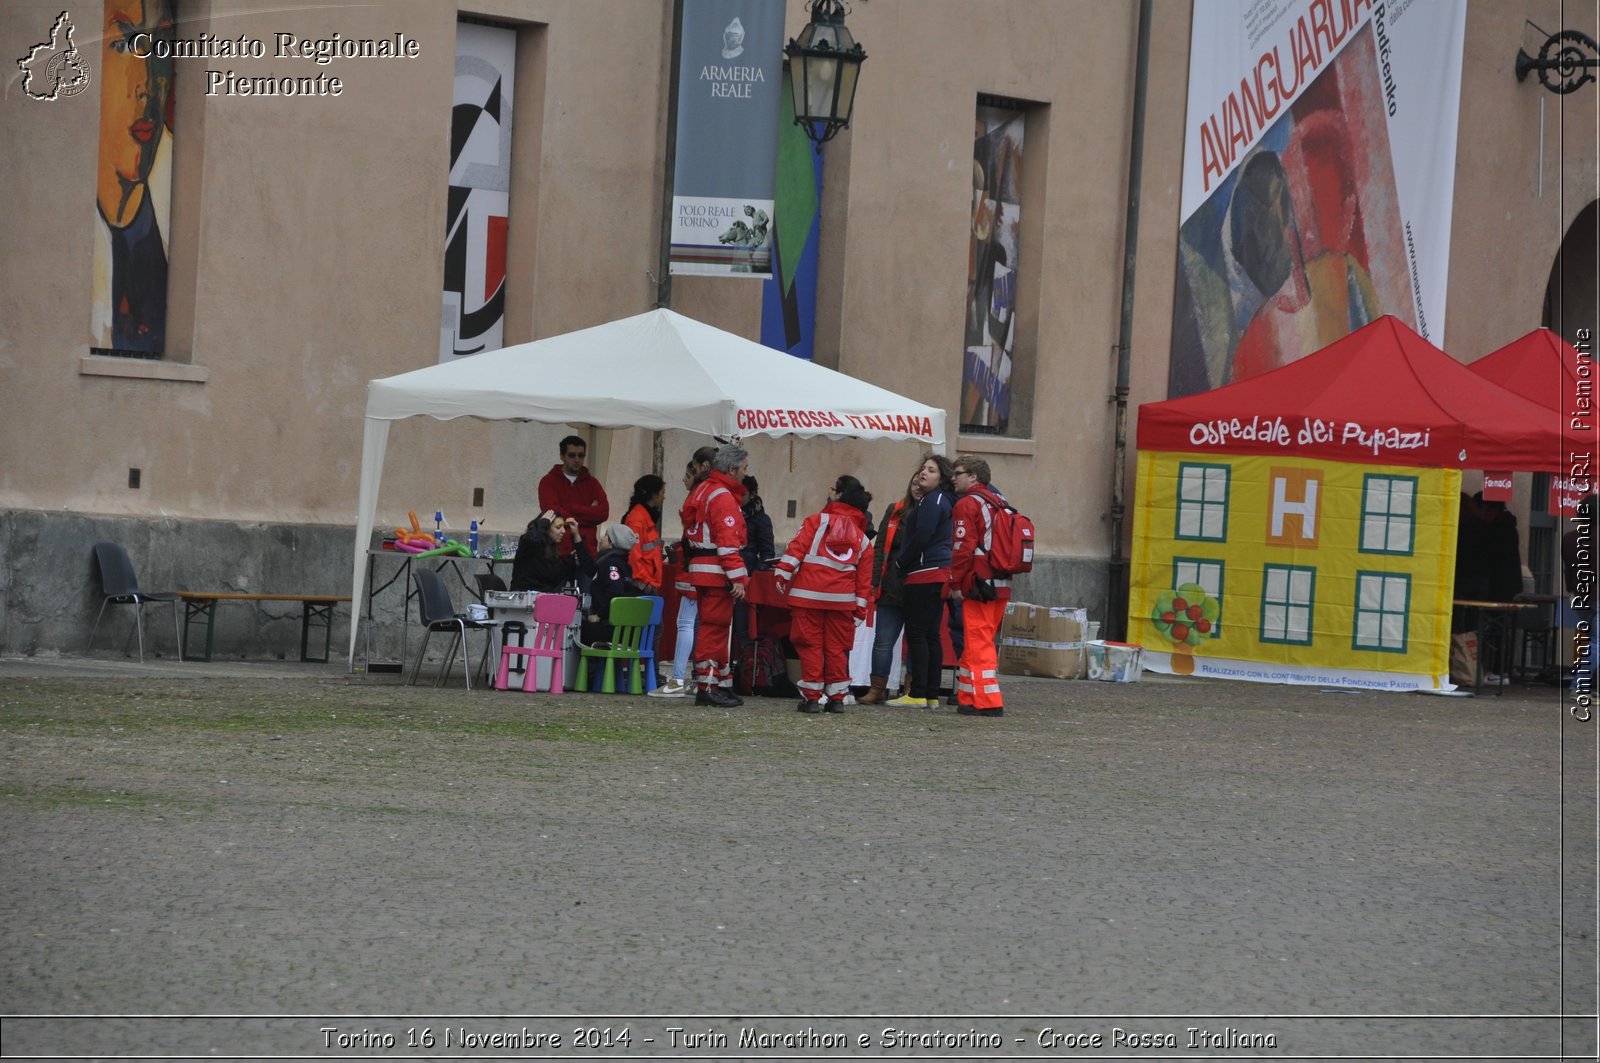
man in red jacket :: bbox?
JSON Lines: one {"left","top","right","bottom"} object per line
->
{"left": 950, "top": 456, "right": 1011, "bottom": 717}
{"left": 538, "top": 434, "right": 610, "bottom": 557}
{"left": 680, "top": 443, "right": 750, "bottom": 708}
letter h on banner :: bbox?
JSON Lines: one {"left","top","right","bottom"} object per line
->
{"left": 1267, "top": 468, "right": 1320, "bottom": 548}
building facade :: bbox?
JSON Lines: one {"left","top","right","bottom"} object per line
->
{"left": 1, "top": 0, "right": 1594, "bottom": 660}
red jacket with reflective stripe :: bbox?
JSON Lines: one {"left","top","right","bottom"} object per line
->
{"left": 679, "top": 471, "right": 749, "bottom": 589}
{"left": 624, "top": 503, "right": 663, "bottom": 591}
{"left": 774, "top": 502, "right": 874, "bottom": 617}
{"left": 951, "top": 484, "right": 1013, "bottom": 602}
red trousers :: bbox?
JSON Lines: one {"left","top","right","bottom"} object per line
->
{"left": 956, "top": 597, "right": 1005, "bottom": 709}
{"left": 789, "top": 606, "right": 854, "bottom": 703}
{"left": 692, "top": 585, "right": 735, "bottom": 690}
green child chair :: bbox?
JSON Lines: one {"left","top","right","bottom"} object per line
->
{"left": 575, "top": 596, "right": 654, "bottom": 694}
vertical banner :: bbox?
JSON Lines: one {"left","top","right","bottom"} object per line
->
{"left": 441, "top": 21, "right": 515, "bottom": 362}
{"left": 1168, "top": 0, "right": 1466, "bottom": 398}
{"left": 760, "top": 64, "right": 823, "bottom": 358}
{"left": 669, "top": 0, "right": 785, "bottom": 276}
{"left": 961, "top": 103, "right": 1025, "bottom": 432}
{"left": 92, "top": 0, "right": 176, "bottom": 354}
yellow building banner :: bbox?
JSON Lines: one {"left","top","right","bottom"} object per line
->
{"left": 1130, "top": 450, "right": 1461, "bottom": 690}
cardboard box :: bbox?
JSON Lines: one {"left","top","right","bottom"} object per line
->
{"left": 999, "top": 602, "right": 1088, "bottom": 679}
{"left": 1086, "top": 640, "right": 1145, "bottom": 682}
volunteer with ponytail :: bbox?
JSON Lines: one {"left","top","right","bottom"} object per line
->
{"left": 775, "top": 475, "right": 875, "bottom": 713}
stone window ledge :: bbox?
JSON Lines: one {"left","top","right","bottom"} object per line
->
{"left": 79, "top": 356, "right": 209, "bottom": 383}
{"left": 955, "top": 433, "right": 1036, "bottom": 457}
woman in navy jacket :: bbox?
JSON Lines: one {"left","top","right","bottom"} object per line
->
{"left": 889, "top": 454, "right": 955, "bottom": 706}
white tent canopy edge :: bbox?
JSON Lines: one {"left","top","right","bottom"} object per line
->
{"left": 348, "top": 308, "right": 948, "bottom": 666}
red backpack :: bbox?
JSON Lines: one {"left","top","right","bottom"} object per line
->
{"left": 981, "top": 496, "right": 1035, "bottom": 576}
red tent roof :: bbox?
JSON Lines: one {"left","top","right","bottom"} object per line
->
{"left": 1137, "top": 316, "right": 1568, "bottom": 471}
{"left": 1468, "top": 328, "right": 1597, "bottom": 452}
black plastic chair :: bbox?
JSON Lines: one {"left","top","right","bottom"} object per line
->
{"left": 408, "top": 568, "right": 497, "bottom": 690}
{"left": 474, "top": 570, "right": 529, "bottom": 677}
{"left": 88, "top": 542, "right": 182, "bottom": 663}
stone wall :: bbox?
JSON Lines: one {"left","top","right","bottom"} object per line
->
{"left": 3, "top": 508, "right": 1112, "bottom": 666}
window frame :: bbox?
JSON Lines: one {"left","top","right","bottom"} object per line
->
{"left": 1259, "top": 563, "right": 1316, "bottom": 646}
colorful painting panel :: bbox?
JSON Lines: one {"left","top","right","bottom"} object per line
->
{"left": 1169, "top": 0, "right": 1466, "bottom": 397}
{"left": 92, "top": 0, "right": 175, "bottom": 355}
{"left": 960, "top": 103, "right": 1024, "bottom": 433}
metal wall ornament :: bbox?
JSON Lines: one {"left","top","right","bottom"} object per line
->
{"left": 1516, "top": 27, "right": 1599, "bottom": 95}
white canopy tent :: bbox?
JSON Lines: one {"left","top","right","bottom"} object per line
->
{"left": 349, "top": 307, "right": 947, "bottom": 664}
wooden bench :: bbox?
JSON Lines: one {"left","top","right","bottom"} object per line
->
{"left": 177, "top": 593, "right": 351, "bottom": 663}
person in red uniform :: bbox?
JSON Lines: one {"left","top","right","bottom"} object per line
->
{"left": 680, "top": 443, "right": 750, "bottom": 707}
{"left": 623, "top": 474, "right": 665, "bottom": 596}
{"left": 950, "top": 456, "right": 1011, "bottom": 717}
{"left": 775, "top": 475, "right": 874, "bottom": 714}
{"left": 537, "top": 435, "right": 610, "bottom": 558}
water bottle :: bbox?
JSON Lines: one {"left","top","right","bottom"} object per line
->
{"left": 469, "top": 520, "right": 479, "bottom": 557}
{"left": 434, "top": 511, "right": 443, "bottom": 540}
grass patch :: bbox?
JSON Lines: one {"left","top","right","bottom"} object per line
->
{"left": 0, "top": 678, "right": 733, "bottom": 748}
{"left": 1, "top": 783, "right": 213, "bottom": 813}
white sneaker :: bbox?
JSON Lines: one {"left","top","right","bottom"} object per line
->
{"left": 649, "top": 677, "right": 689, "bottom": 698}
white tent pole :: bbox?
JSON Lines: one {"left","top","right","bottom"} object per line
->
{"left": 347, "top": 416, "right": 392, "bottom": 668}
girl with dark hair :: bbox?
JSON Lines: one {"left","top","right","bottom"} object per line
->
{"left": 741, "top": 475, "right": 776, "bottom": 572}
{"left": 889, "top": 454, "right": 955, "bottom": 707}
{"left": 860, "top": 469, "right": 922, "bottom": 704}
{"left": 509, "top": 510, "right": 591, "bottom": 593}
{"left": 625, "top": 474, "right": 666, "bottom": 596}
{"left": 774, "top": 474, "right": 875, "bottom": 712}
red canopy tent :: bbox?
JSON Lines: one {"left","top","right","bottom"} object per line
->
{"left": 1466, "top": 327, "right": 1597, "bottom": 515}
{"left": 1467, "top": 327, "right": 1597, "bottom": 461}
{"left": 1467, "top": 327, "right": 1591, "bottom": 410}
{"left": 1138, "top": 316, "right": 1569, "bottom": 473}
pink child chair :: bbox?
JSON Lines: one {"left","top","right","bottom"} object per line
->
{"left": 495, "top": 592, "right": 579, "bottom": 693}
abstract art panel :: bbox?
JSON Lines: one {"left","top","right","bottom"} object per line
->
{"left": 442, "top": 21, "right": 514, "bottom": 361}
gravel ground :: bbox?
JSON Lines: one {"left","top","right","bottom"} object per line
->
{"left": 0, "top": 654, "right": 1594, "bottom": 1060}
